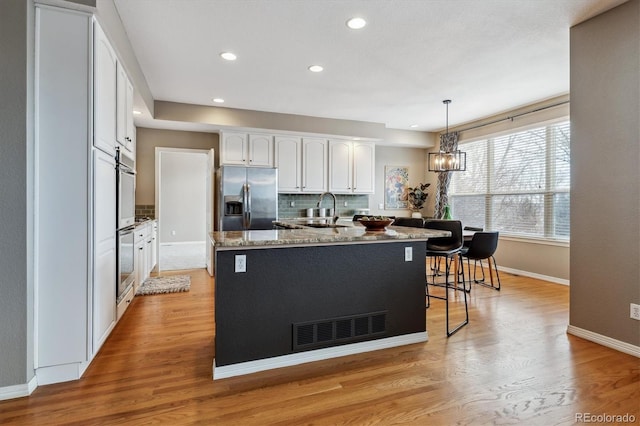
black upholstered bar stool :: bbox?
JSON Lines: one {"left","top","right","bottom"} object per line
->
{"left": 424, "top": 220, "right": 469, "bottom": 336}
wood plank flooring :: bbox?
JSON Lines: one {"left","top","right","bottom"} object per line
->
{"left": 1, "top": 267, "right": 638, "bottom": 425}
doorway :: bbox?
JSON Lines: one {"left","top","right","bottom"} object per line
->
{"left": 155, "top": 148, "right": 214, "bottom": 271}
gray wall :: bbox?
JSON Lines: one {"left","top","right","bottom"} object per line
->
{"left": 0, "top": 0, "right": 32, "bottom": 387}
{"left": 135, "top": 127, "right": 219, "bottom": 205}
{"left": 570, "top": 0, "right": 639, "bottom": 345}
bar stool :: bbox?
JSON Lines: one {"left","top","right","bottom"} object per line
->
{"left": 424, "top": 220, "right": 469, "bottom": 336}
{"left": 459, "top": 231, "right": 501, "bottom": 291}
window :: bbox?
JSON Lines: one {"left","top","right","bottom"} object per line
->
{"left": 450, "top": 121, "right": 570, "bottom": 240}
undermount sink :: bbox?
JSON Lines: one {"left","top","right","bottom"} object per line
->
{"left": 303, "top": 223, "right": 348, "bottom": 228}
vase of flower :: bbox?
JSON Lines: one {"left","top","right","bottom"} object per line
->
{"left": 404, "top": 183, "right": 430, "bottom": 217}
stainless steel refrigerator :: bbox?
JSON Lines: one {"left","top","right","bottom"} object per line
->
{"left": 216, "top": 166, "right": 278, "bottom": 231}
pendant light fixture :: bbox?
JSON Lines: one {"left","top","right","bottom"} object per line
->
{"left": 428, "top": 99, "right": 467, "bottom": 172}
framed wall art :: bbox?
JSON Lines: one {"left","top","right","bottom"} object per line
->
{"left": 384, "top": 166, "right": 409, "bottom": 209}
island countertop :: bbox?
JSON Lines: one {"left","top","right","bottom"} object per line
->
{"left": 210, "top": 219, "right": 449, "bottom": 249}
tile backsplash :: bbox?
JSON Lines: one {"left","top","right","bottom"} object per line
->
{"left": 278, "top": 194, "right": 369, "bottom": 218}
{"left": 139, "top": 195, "right": 368, "bottom": 222}
{"left": 135, "top": 204, "right": 155, "bottom": 219}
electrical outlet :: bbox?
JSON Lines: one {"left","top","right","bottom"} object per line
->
{"left": 290, "top": 201, "right": 295, "bottom": 207}
{"left": 171, "top": 230, "right": 176, "bottom": 236}
{"left": 235, "top": 255, "right": 246, "bottom": 273}
{"left": 631, "top": 303, "right": 640, "bottom": 320}
{"left": 404, "top": 246, "right": 413, "bottom": 262}
{"left": 378, "top": 203, "right": 384, "bottom": 209}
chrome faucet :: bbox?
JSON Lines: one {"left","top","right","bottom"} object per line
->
{"left": 317, "top": 192, "right": 339, "bottom": 224}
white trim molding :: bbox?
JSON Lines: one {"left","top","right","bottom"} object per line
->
{"left": 567, "top": 325, "right": 640, "bottom": 358}
{"left": 0, "top": 376, "right": 38, "bottom": 401}
{"left": 213, "top": 332, "right": 428, "bottom": 380}
{"left": 499, "top": 265, "right": 570, "bottom": 286}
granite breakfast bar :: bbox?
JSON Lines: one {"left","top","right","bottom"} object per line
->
{"left": 210, "top": 220, "right": 448, "bottom": 379}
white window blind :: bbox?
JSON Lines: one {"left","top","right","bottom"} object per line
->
{"left": 450, "top": 121, "right": 570, "bottom": 240}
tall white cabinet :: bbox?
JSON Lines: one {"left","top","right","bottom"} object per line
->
{"left": 34, "top": 5, "right": 130, "bottom": 385}
{"left": 34, "top": 5, "right": 92, "bottom": 376}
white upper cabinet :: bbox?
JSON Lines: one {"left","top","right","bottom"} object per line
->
{"left": 93, "top": 21, "right": 117, "bottom": 156}
{"left": 275, "top": 136, "right": 302, "bottom": 192}
{"left": 302, "top": 138, "right": 328, "bottom": 193}
{"left": 248, "top": 134, "right": 273, "bottom": 166}
{"left": 220, "top": 132, "right": 273, "bottom": 166}
{"left": 328, "top": 140, "right": 353, "bottom": 193}
{"left": 329, "top": 140, "right": 375, "bottom": 194}
{"left": 116, "top": 61, "right": 135, "bottom": 159}
{"left": 352, "top": 141, "right": 376, "bottom": 193}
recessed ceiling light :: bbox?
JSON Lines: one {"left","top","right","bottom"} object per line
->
{"left": 213, "top": 98, "right": 225, "bottom": 103}
{"left": 308, "top": 65, "right": 324, "bottom": 73}
{"left": 220, "top": 52, "right": 237, "bottom": 61}
{"left": 410, "top": 124, "right": 418, "bottom": 128}
{"left": 133, "top": 110, "right": 142, "bottom": 115}
{"left": 346, "top": 17, "right": 366, "bottom": 30}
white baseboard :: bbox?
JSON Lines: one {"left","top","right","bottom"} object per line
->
{"left": 160, "top": 241, "right": 205, "bottom": 246}
{"left": 0, "top": 376, "right": 37, "bottom": 401}
{"left": 35, "top": 362, "right": 84, "bottom": 386}
{"left": 213, "top": 332, "right": 429, "bottom": 380}
{"left": 496, "top": 264, "right": 570, "bottom": 286}
{"left": 567, "top": 325, "right": 640, "bottom": 357}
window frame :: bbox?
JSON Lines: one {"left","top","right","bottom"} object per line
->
{"left": 449, "top": 118, "right": 570, "bottom": 243}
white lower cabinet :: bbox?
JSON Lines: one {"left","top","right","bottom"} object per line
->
{"left": 134, "top": 220, "right": 156, "bottom": 290}
{"left": 150, "top": 221, "right": 158, "bottom": 273}
{"left": 116, "top": 285, "right": 134, "bottom": 322}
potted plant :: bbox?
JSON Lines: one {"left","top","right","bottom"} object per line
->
{"left": 405, "top": 183, "right": 430, "bottom": 218}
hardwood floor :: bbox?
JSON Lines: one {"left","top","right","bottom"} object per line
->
{"left": 1, "top": 267, "right": 638, "bottom": 425}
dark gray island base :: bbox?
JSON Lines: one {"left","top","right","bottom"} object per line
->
{"left": 210, "top": 222, "right": 448, "bottom": 379}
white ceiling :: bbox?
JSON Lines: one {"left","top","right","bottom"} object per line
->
{"left": 113, "top": 0, "right": 626, "bottom": 133}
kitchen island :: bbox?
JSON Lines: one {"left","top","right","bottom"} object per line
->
{"left": 210, "top": 219, "right": 448, "bottom": 379}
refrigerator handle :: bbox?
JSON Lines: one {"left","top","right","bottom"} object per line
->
{"left": 242, "top": 183, "right": 251, "bottom": 229}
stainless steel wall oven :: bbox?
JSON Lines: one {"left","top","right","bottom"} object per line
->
{"left": 116, "top": 148, "right": 136, "bottom": 301}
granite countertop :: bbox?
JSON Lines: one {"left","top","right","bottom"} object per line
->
{"left": 210, "top": 219, "right": 449, "bottom": 248}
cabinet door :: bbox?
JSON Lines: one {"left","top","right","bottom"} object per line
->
{"left": 94, "top": 22, "right": 117, "bottom": 156}
{"left": 220, "top": 132, "right": 248, "bottom": 165}
{"left": 353, "top": 142, "right": 376, "bottom": 194}
{"left": 302, "top": 138, "right": 328, "bottom": 193}
{"left": 116, "top": 62, "right": 135, "bottom": 158}
{"left": 275, "top": 136, "right": 302, "bottom": 192}
{"left": 125, "top": 77, "right": 135, "bottom": 157}
{"left": 150, "top": 222, "right": 157, "bottom": 271}
{"left": 248, "top": 134, "right": 273, "bottom": 167}
{"left": 328, "top": 140, "right": 353, "bottom": 193}
{"left": 116, "top": 62, "right": 127, "bottom": 147}
{"left": 93, "top": 150, "right": 116, "bottom": 353}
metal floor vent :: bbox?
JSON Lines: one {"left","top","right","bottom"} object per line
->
{"left": 293, "top": 311, "right": 387, "bottom": 350}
